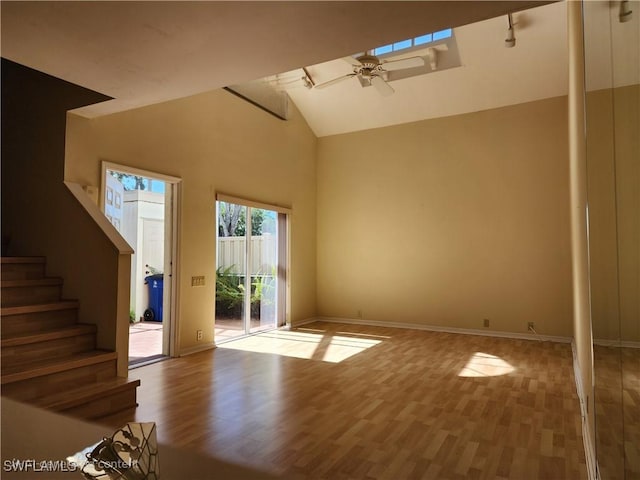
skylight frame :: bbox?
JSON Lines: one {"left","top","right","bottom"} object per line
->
{"left": 370, "top": 28, "right": 453, "bottom": 58}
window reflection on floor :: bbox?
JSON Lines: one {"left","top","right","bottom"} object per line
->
{"left": 458, "top": 352, "right": 515, "bottom": 377}
{"left": 217, "top": 328, "right": 383, "bottom": 363}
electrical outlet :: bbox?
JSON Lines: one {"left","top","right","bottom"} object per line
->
{"left": 528, "top": 322, "right": 535, "bottom": 331}
{"left": 196, "top": 330, "right": 203, "bottom": 341}
{"left": 483, "top": 318, "right": 490, "bottom": 328}
{"left": 192, "top": 276, "right": 205, "bottom": 287}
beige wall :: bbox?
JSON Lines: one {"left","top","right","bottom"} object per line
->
{"left": 65, "top": 89, "right": 318, "bottom": 351}
{"left": 587, "top": 84, "right": 640, "bottom": 343}
{"left": 612, "top": 85, "right": 640, "bottom": 343}
{"left": 317, "top": 96, "right": 573, "bottom": 337}
{"left": 586, "top": 88, "right": 620, "bottom": 342}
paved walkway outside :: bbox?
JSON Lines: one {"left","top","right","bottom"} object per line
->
{"left": 129, "top": 321, "right": 163, "bottom": 363}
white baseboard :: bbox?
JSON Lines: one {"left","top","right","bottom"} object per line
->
{"left": 304, "top": 316, "right": 572, "bottom": 343}
{"left": 291, "top": 317, "right": 320, "bottom": 328}
{"left": 179, "top": 342, "right": 216, "bottom": 356}
{"left": 572, "top": 340, "right": 598, "bottom": 480}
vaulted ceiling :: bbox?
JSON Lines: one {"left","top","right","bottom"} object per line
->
{"left": 287, "top": 1, "right": 568, "bottom": 136}
{"left": 1, "top": 1, "right": 555, "bottom": 122}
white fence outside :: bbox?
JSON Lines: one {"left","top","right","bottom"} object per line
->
{"left": 217, "top": 235, "right": 276, "bottom": 275}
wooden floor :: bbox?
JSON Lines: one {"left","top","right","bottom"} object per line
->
{"left": 101, "top": 322, "right": 587, "bottom": 479}
{"left": 594, "top": 345, "right": 640, "bottom": 479}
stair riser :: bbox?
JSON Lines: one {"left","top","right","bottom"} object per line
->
{"left": 1, "top": 285, "right": 62, "bottom": 307}
{"left": 2, "top": 360, "right": 117, "bottom": 401}
{"left": 1, "top": 308, "right": 78, "bottom": 337}
{"left": 2, "top": 334, "right": 96, "bottom": 370}
{"left": 1, "top": 263, "right": 45, "bottom": 281}
{"left": 63, "top": 387, "right": 139, "bottom": 421}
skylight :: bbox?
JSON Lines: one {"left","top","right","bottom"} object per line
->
{"left": 373, "top": 28, "right": 453, "bottom": 57}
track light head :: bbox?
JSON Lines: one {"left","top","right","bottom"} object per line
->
{"left": 619, "top": 0, "right": 633, "bottom": 22}
{"left": 505, "top": 13, "right": 516, "bottom": 48}
{"left": 505, "top": 27, "right": 516, "bottom": 48}
{"left": 302, "top": 76, "right": 313, "bottom": 89}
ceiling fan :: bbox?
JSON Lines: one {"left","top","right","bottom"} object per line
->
{"left": 314, "top": 53, "right": 425, "bottom": 97}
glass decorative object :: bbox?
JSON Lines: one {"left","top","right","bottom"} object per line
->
{"left": 67, "top": 422, "right": 159, "bottom": 480}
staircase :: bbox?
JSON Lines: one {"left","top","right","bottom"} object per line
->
{"left": 1, "top": 256, "right": 140, "bottom": 420}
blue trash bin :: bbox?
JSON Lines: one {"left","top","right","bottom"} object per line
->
{"left": 144, "top": 274, "right": 163, "bottom": 322}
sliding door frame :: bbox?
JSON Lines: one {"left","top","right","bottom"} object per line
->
{"left": 216, "top": 193, "right": 291, "bottom": 334}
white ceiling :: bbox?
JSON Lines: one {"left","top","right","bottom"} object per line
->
{"left": 1, "top": 1, "right": 553, "bottom": 119}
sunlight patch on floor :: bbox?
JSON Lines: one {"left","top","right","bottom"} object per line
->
{"left": 458, "top": 352, "right": 515, "bottom": 377}
{"left": 218, "top": 330, "right": 381, "bottom": 363}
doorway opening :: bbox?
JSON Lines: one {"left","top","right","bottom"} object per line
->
{"left": 101, "top": 162, "right": 181, "bottom": 367}
{"left": 215, "top": 196, "right": 288, "bottom": 342}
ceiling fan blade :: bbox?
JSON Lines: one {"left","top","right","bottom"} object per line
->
{"left": 371, "top": 76, "right": 394, "bottom": 97}
{"left": 314, "top": 74, "right": 356, "bottom": 89}
{"left": 382, "top": 56, "right": 425, "bottom": 71}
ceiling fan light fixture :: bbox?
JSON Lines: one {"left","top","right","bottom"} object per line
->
{"left": 313, "top": 52, "right": 423, "bottom": 96}
{"left": 505, "top": 13, "right": 516, "bottom": 48}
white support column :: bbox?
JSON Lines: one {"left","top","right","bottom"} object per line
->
{"left": 567, "top": 1, "right": 597, "bottom": 478}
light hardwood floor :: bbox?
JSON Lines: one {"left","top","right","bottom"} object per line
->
{"left": 102, "top": 321, "right": 587, "bottom": 479}
{"left": 594, "top": 345, "right": 640, "bottom": 480}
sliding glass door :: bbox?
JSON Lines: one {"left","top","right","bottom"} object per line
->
{"left": 215, "top": 201, "right": 248, "bottom": 339}
{"left": 249, "top": 207, "right": 278, "bottom": 333}
{"left": 215, "top": 200, "right": 282, "bottom": 341}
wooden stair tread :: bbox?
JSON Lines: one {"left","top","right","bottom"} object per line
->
{"left": 1, "top": 278, "right": 62, "bottom": 288}
{"left": 1, "top": 350, "right": 117, "bottom": 384}
{"left": 1, "top": 300, "right": 79, "bottom": 316}
{"left": 1, "top": 257, "right": 45, "bottom": 264}
{"left": 1, "top": 254, "right": 139, "bottom": 419}
{"left": 1, "top": 324, "right": 96, "bottom": 347}
{"left": 33, "top": 377, "right": 141, "bottom": 411}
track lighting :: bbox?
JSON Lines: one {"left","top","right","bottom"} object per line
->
{"left": 301, "top": 67, "right": 315, "bottom": 89}
{"left": 505, "top": 13, "right": 516, "bottom": 48}
{"left": 619, "top": 0, "right": 633, "bottom": 22}
{"left": 302, "top": 75, "right": 313, "bottom": 89}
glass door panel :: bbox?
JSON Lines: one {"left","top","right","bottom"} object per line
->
{"left": 215, "top": 201, "right": 248, "bottom": 341}
{"left": 216, "top": 200, "right": 282, "bottom": 341}
{"left": 249, "top": 208, "right": 278, "bottom": 333}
